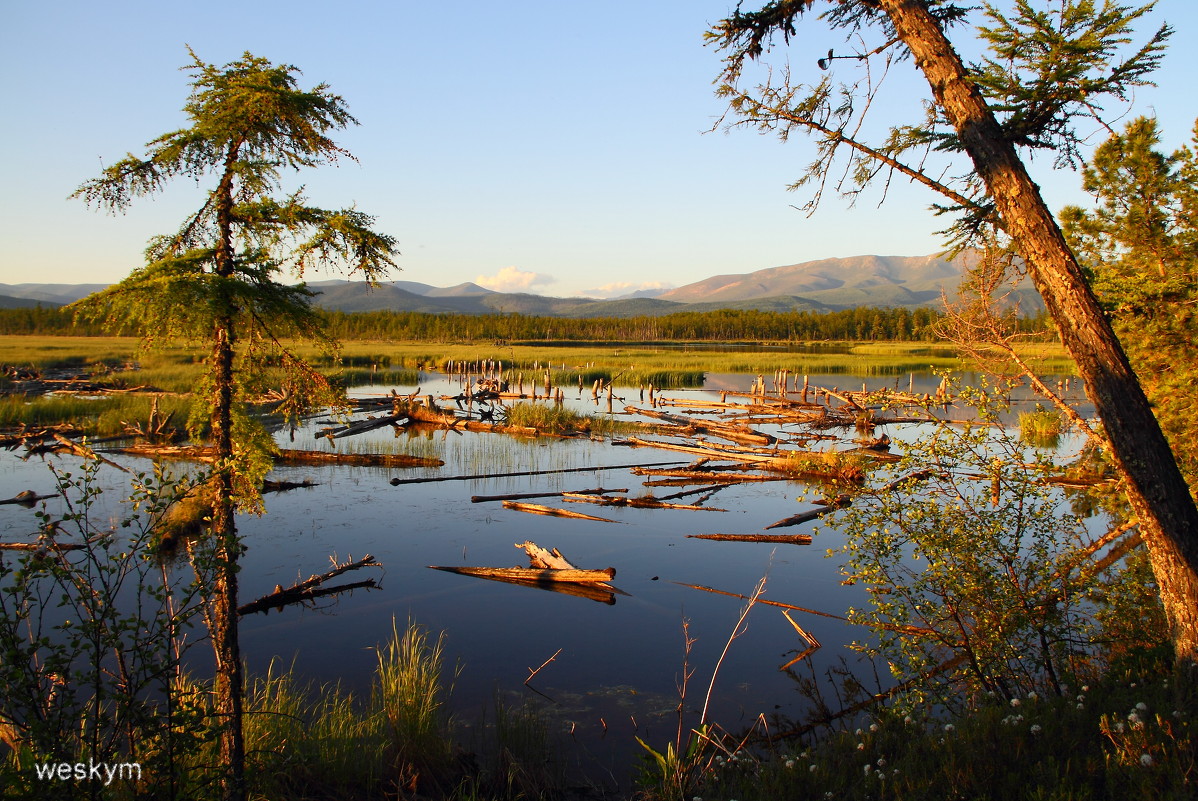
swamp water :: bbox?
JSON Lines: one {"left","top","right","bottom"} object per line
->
{"left": 0, "top": 368, "right": 1091, "bottom": 783}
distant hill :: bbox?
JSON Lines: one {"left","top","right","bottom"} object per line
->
{"left": 0, "top": 252, "right": 1041, "bottom": 318}
{"left": 0, "top": 294, "right": 61, "bottom": 309}
{"left": 0, "top": 283, "right": 108, "bottom": 305}
{"left": 659, "top": 253, "right": 972, "bottom": 307}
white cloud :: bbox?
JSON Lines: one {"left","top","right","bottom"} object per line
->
{"left": 580, "top": 280, "right": 673, "bottom": 299}
{"left": 474, "top": 266, "right": 555, "bottom": 293}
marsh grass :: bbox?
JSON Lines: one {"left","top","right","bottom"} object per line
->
{"left": 0, "top": 393, "right": 193, "bottom": 436}
{"left": 1019, "top": 406, "right": 1065, "bottom": 448}
{"left": 500, "top": 401, "right": 638, "bottom": 436}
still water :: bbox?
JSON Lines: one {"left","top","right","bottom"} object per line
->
{"left": 0, "top": 368, "right": 1090, "bottom": 778}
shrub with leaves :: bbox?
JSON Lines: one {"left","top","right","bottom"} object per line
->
{"left": 822, "top": 379, "right": 1163, "bottom": 710}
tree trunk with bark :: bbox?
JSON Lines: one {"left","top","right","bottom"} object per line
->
{"left": 877, "top": 0, "right": 1198, "bottom": 661}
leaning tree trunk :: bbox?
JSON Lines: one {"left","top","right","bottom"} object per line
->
{"left": 877, "top": 0, "right": 1198, "bottom": 662}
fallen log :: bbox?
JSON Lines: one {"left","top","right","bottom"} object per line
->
{"left": 765, "top": 496, "right": 851, "bottom": 529}
{"left": 429, "top": 565, "right": 616, "bottom": 583}
{"left": 625, "top": 406, "right": 776, "bottom": 446}
{"left": 470, "top": 487, "right": 626, "bottom": 503}
{"left": 274, "top": 449, "right": 443, "bottom": 468}
{"left": 0, "top": 490, "right": 59, "bottom": 506}
{"left": 561, "top": 494, "right": 727, "bottom": 512}
{"left": 388, "top": 460, "right": 683, "bottom": 486}
{"left": 687, "top": 533, "right": 813, "bottom": 544}
{"left": 501, "top": 501, "right": 621, "bottom": 523}
{"left": 0, "top": 540, "right": 84, "bottom": 552}
{"left": 262, "top": 478, "right": 319, "bottom": 494}
{"left": 238, "top": 553, "right": 381, "bottom": 616}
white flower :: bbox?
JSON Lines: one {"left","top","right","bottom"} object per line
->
{"left": 869, "top": 723, "right": 879, "bottom": 732}
{"left": 864, "top": 764, "right": 872, "bottom": 775}
{"left": 857, "top": 742, "right": 865, "bottom": 751}
{"left": 1141, "top": 753, "right": 1154, "bottom": 767}
{"left": 1030, "top": 724, "right": 1042, "bottom": 735}
{"left": 1136, "top": 702, "right": 1148, "bottom": 711}
{"left": 1010, "top": 698, "right": 1021, "bottom": 707}
{"left": 903, "top": 715, "right": 913, "bottom": 725}
{"left": 1077, "top": 703, "right": 1085, "bottom": 710}
{"left": 876, "top": 758, "right": 887, "bottom": 768}
{"left": 1081, "top": 685, "right": 1090, "bottom": 692}
{"left": 1027, "top": 691, "right": 1038, "bottom": 701}
{"left": 944, "top": 723, "right": 955, "bottom": 733}
{"left": 855, "top": 728, "right": 864, "bottom": 736}
{"left": 785, "top": 759, "right": 795, "bottom": 769}
{"left": 809, "top": 764, "right": 817, "bottom": 772}
{"left": 876, "top": 771, "right": 886, "bottom": 780}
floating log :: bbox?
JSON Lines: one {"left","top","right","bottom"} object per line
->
{"left": 561, "top": 494, "right": 727, "bottom": 512}
{"left": 687, "top": 533, "right": 813, "bottom": 544}
{"left": 274, "top": 449, "right": 444, "bottom": 468}
{"left": 429, "top": 565, "right": 616, "bottom": 583}
{"left": 501, "top": 501, "right": 621, "bottom": 523}
{"left": 0, "top": 540, "right": 83, "bottom": 552}
{"left": 765, "top": 496, "right": 852, "bottom": 529}
{"left": 238, "top": 553, "right": 381, "bottom": 616}
{"left": 262, "top": 478, "right": 319, "bottom": 494}
{"left": 624, "top": 406, "right": 776, "bottom": 446}
{"left": 470, "top": 487, "right": 626, "bottom": 503}
{"left": 0, "top": 490, "right": 59, "bottom": 506}
{"left": 388, "top": 460, "right": 682, "bottom": 486}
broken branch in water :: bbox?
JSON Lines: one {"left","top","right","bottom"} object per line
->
{"left": 470, "top": 487, "right": 627, "bottom": 503}
{"left": 238, "top": 553, "right": 382, "bottom": 616}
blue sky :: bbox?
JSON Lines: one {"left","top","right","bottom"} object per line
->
{"left": 2, "top": 1, "right": 1195, "bottom": 298}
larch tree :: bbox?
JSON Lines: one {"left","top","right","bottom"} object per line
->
{"left": 709, "top": 0, "right": 1198, "bottom": 662}
{"left": 71, "top": 49, "right": 398, "bottom": 800}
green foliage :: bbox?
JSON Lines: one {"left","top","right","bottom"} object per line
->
{"left": 709, "top": 0, "right": 1170, "bottom": 245}
{"left": 0, "top": 460, "right": 217, "bottom": 799}
{"left": 1061, "top": 115, "right": 1198, "bottom": 487}
{"left": 821, "top": 379, "right": 1164, "bottom": 708}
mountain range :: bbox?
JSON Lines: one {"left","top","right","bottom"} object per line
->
{"left": 0, "top": 252, "right": 1041, "bottom": 317}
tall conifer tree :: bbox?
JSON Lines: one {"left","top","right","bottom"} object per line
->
{"left": 71, "top": 49, "right": 398, "bottom": 800}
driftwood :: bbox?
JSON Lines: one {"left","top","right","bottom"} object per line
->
{"left": 388, "top": 460, "right": 682, "bottom": 486}
{"left": 262, "top": 478, "right": 319, "bottom": 493}
{"left": 0, "top": 540, "right": 84, "bottom": 552}
{"left": 430, "top": 565, "right": 616, "bottom": 583}
{"left": 274, "top": 449, "right": 443, "bottom": 468}
{"left": 687, "top": 533, "right": 813, "bottom": 544}
{"left": 316, "top": 413, "right": 409, "bottom": 440}
{"left": 561, "top": 493, "right": 727, "bottom": 512}
{"left": 625, "top": 406, "right": 776, "bottom": 446}
{"left": 470, "top": 487, "right": 626, "bottom": 503}
{"left": 0, "top": 490, "right": 59, "bottom": 507}
{"left": 501, "top": 501, "right": 621, "bottom": 523}
{"left": 238, "top": 554, "right": 381, "bottom": 616}
{"left": 428, "top": 541, "right": 622, "bottom": 602}
{"left": 764, "top": 496, "right": 852, "bottom": 529}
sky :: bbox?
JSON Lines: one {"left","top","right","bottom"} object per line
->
{"left": 2, "top": 0, "right": 1196, "bottom": 299}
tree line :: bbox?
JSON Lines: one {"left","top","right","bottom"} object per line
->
{"left": 0, "top": 303, "right": 1054, "bottom": 343}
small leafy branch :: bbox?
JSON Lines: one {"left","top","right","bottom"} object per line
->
{"left": 0, "top": 458, "right": 217, "bottom": 799}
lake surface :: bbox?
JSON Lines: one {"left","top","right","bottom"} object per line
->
{"left": 0, "top": 366, "right": 1092, "bottom": 782}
